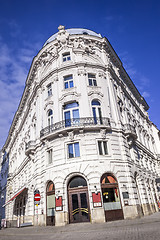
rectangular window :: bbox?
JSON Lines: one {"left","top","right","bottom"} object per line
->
{"left": 48, "top": 149, "right": 53, "bottom": 164}
{"left": 88, "top": 74, "right": 97, "bottom": 86}
{"left": 63, "top": 52, "right": 71, "bottom": 62}
{"left": 47, "top": 83, "right": 52, "bottom": 97}
{"left": 68, "top": 142, "right": 80, "bottom": 158}
{"left": 64, "top": 75, "right": 74, "bottom": 89}
{"left": 98, "top": 141, "right": 108, "bottom": 155}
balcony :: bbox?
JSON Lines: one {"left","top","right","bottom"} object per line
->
{"left": 40, "top": 117, "right": 111, "bottom": 140}
{"left": 25, "top": 141, "right": 36, "bottom": 155}
{"left": 124, "top": 124, "right": 137, "bottom": 140}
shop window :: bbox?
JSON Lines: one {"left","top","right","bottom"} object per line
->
{"left": 98, "top": 141, "right": 108, "bottom": 155}
{"left": 68, "top": 142, "right": 80, "bottom": 158}
{"left": 64, "top": 75, "right": 74, "bottom": 89}
{"left": 47, "top": 83, "right": 52, "bottom": 97}
{"left": 63, "top": 52, "right": 71, "bottom": 62}
{"left": 88, "top": 74, "right": 97, "bottom": 86}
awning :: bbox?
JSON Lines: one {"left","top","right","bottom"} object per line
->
{"left": 2, "top": 187, "right": 27, "bottom": 207}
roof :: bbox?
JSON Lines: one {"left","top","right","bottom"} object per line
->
{"left": 43, "top": 28, "right": 102, "bottom": 46}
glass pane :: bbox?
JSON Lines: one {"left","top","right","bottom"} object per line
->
{"left": 69, "top": 177, "right": 87, "bottom": 188}
{"left": 72, "top": 194, "right": 79, "bottom": 220}
{"left": 64, "top": 102, "right": 79, "bottom": 110}
{"left": 64, "top": 75, "right": 72, "bottom": 81}
{"left": 98, "top": 107, "right": 103, "bottom": 124}
{"left": 88, "top": 79, "right": 92, "bottom": 86}
{"left": 92, "top": 107, "right": 97, "bottom": 124}
{"left": 103, "top": 141, "right": 108, "bottom": 155}
{"left": 65, "top": 111, "right": 71, "bottom": 127}
{"left": 103, "top": 202, "right": 121, "bottom": 210}
{"left": 68, "top": 144, "right": 74, "bottom": 158}
{"left": 80, "top": 193, "right": 87, "bottom": 208}
{"left": 47, "top": 195, "right": 55, "bottom": 209}
{"left": 92, "top": 100, "right": 100, "bottom": 106}
{"left": 48, "top": 109, "right": 53, "bottom": 116}
{"left": 98, "top": 141, "right": 103, "bottom": 155}
{"left": 80, "top": 193, "right": 89, "bottom": 219}
{"left": 47, "top": 208, "right": 55, "bottom": 216}
{"left": 65, "top": 82, "right": 68, "bottom": 89}
{"left": 74, "top": 142, "right": 80, "bottom": 157}
{"left": 93, "top": 79, "right": 97, "bottom": 86}
{"left": 73, "top": 109, "right": 79, "bottom": 120}
{"left": 88, "top": 74, "right": 95, "bottom": 78}
{"left": 69, "top": 80, "right": 74, "bottom": 88}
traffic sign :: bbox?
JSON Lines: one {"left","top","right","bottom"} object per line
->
{"left": 34, "top": 193, "right": 41, "bottom": 201}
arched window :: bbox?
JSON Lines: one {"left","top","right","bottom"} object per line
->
{"left": 47, "top": 181, "right": 55, "bottom": 192}
{"left": 101, "top": 173, "right": 123, "bottom": 221}
{"left": 48, "top": 109, "right": 53, "bottom": 126}
{"left": 68, "top": 176, "right": 87, "bottom": 189}
{"left": 64, "top": 102, "right": 79, "bottom": 127}
{"left": 91, "top": 100, "right": 102, "bottom": 124}
{"left": 46, "top": 181, "right": 55, "bottom": 226}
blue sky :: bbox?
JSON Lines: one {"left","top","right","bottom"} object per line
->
{"left": 0, "top": 0, "right": 160, "bottom": 149}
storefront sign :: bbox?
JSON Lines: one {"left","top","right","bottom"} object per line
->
{"left": 92, "top": 192, "right": 102, "bottom": 207}
{"left": 56, "top": 196, "right": 63, "bottom": 211}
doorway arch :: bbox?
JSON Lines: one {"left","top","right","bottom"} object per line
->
{"left": 46, "top": 181, "right": 55, "bottom": 226}
{"left": 68, "top": 176, "right": 90, "bottom": 223}
{"left": 101, "top": 173, "right": 124, "bottom": 221}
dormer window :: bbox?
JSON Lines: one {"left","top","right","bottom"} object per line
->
{"left": 47, "top": 83, "right": 52, "bottom": 97}
{"left": 63, "top": 52, "right": 71, "bottom": 62}
{"left": 88, "top": 74, "right": 97, "bottom": 86}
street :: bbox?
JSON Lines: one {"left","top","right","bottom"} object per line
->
{"left": 0, "top": 212, "right": 160, "bottom": 240}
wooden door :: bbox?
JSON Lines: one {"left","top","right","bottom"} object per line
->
{"left": 68, "top": 188, "right": 90, "bottom": 223}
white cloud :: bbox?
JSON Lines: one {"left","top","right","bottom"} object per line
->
{"left": 0, "top": 36, "right": 40, "bottom": 149}
{"left": 142, "top": 91, "right": 150, "bottom": 98}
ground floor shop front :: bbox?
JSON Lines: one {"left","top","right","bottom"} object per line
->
{"left": 5, "top": 169, "right": 159, "bottom": 227}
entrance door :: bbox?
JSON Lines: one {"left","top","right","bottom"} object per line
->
{"left": 101, "top": 174, "right": 124, "bottom": 222}
{"left": 68, "top": 176, "right": 90, "bottom": 223}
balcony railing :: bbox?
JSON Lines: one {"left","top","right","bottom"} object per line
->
{"left": 124, "top": 124, "right": 137, "bottom": 140}
{"left": 40, "top": 117, "right": 111, "bottom": 138}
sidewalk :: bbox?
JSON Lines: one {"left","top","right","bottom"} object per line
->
{"left": 0, "top": 212, "right": 160, "bottom": 240}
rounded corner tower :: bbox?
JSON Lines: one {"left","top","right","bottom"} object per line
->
{"left": 4, "top": 25, "right": 159, "bottom": 227}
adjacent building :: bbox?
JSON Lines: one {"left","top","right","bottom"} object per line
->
{"left": 1, "top": 26, "right": 160, "bottom": 227}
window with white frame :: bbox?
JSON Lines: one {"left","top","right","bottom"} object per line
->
{"left": 63, "top": 52, "right": 71, "bottom": 62}
{"left": 64, "top": 75, "right": 74, "bottom": 89}
{"left": 68, "top": 142, "right": 80, "bottom": 158}
{"left": 98, "top": 141, "right": 108, "bottom": 155}
{"left": 63, "top": 102, "right": 79, "bottom": 127}
{"left": 48, "top": 109, "right": 53, "bottom": 126}
{"left": 92, "top": 100, "right": 103, "bottom": 124}
{"left": 47, "top": 83, "right": 52, "bottom": 97}
{"left": 48, "top": 149, "right": 53, "bottom": 164}
{"left": 88, "top": 73, "right": 97, "bottom": 86}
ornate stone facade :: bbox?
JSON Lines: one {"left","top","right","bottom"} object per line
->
{"left": 1, "top": 26, "right": 160, "bottom": 227}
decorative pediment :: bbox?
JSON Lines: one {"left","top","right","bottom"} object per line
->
{"left": 88, "top": 91, "right": 104, "bottom": 98}
{"left": 59, "top": 91, "right": 81, "bottom": 103}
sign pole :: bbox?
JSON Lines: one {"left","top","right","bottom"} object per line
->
{"left": 36, "top": 204, "right": 38, "bottom": 225}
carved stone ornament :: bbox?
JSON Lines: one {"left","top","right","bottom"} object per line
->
{"left": 77, "top": 68, "right": 86, "bottom": 76}
{"left": 100, "top": 129, "right": 106, "bottom": 139}
{"left": 57, "top": 25, "right": 69, "bottom": 45}
{"left": 68, "top": 131, "right": 74, "bottom": 141}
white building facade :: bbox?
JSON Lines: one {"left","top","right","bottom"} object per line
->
{"left": 2, "top": 26, "right": 160, "bottom": 227}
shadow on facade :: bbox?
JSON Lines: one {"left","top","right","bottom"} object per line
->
{"left": 0, "top": 151, "right": 9, "bottom": 228}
